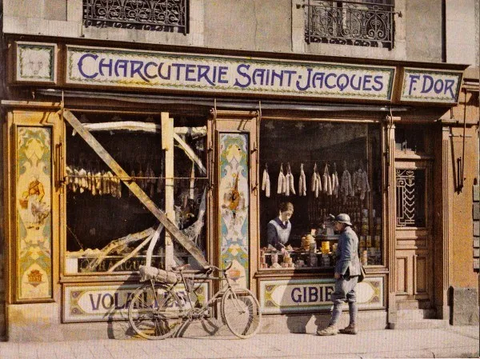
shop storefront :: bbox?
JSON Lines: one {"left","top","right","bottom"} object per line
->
{"left": 2, "top": 39, "right": 475, "bottom": 340}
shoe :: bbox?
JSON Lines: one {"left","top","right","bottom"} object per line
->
{"left": 339, "top": 324, "right": 358, "bottom": 335}
{"left": 317, "top": 326, "right": 338, "bottom": 336}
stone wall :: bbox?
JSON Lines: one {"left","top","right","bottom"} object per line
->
{"left": 451, "top": 287, "right": 479, "bottom": 325}
{"left": 405, "top": 0, "right": 443, "bottom": 62}
{"left": 446, "top": 0, "right": 479, "bottom": 66}
{"left": 1, "top": 0, "right": 454, "bottom": 63}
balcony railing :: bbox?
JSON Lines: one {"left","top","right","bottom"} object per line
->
{"left": 305, "top": 0, "right": 397, "bottom": 49}
{"left": 83, "top": 0, "right": 189, "bottom": 34}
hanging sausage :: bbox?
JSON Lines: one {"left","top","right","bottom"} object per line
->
{"left": 261, "top": 163, "right": 271, "bottom": 198}
{"left": 277, "top": 163, "right": 287, "bottom": 195}
{"left": 311, "top": 163, "right": 322, "bottom": 198}
{"left": 285, "top": 163, "right": 296, "bottom": 196}
{"left": 298, "top": 163, "right": 307, "bottom": 196}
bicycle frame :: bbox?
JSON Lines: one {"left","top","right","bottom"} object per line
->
{"left": 143, "top": 268, "right": 234, "bottom": 317}
{"left": 175, "top": 267, "right": 237, "bottom": 320}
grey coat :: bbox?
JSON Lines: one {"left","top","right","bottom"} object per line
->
{"left": 335, "top": 226, "right": 361, "bottom": 276}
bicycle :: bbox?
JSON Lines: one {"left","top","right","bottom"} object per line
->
{"left": 128, "top": 262, "right": 262, "bottom": 340}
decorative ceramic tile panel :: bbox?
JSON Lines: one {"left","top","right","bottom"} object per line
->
{"left": 63, "top": 282, "right": 209, "bottom": 322}
{"left": 16, "top": 42, "right": 56, "bottom": 83}
{"left": 218, "top": 133, "right": 250, "bottom": 288}
{"left": 260, "top": 277, "right": 384, "bottom": 314}
{"left": 16, "top": 126, "right": 53, "bottom": 300}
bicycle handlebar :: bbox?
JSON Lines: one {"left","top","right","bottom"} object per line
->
{"left": 205, "top": 261, "right": 233, "bottom": 273}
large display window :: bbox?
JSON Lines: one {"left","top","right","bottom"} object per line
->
{"left": 259, "top": 120, "right": 383, "bottom": 270}
{"left": 64, "top": 112, "right": 208, "bottom": 274}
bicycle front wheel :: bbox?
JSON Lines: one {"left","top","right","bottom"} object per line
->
{"left": 128, "top": 283, "right": 184, "bottom": 340}
{"left": 221, "top": 287, "right": 262, "bottom": 339}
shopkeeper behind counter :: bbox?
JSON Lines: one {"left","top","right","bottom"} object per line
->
{"left": 267, "top": 202, "right": 294, "bottom": 250}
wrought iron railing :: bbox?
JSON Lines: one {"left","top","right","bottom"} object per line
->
{"left": 83, "top": 0, "right": 189, "bottom": 34}
{"left": 304, "top": 0, "right": 398, "bottom": 49}
{"left": 396, "top": 169, "right": 426, "bottom": 227}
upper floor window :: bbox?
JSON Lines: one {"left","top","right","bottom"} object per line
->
{"left": 83, "top": 0, "right": 189, "bottom": 34}
{"left": 305, "top": 0, "right": 396, "bottom": 49}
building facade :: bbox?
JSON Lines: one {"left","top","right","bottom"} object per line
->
{"left": 0, "top": 0, "right": 478, "bottom": 341}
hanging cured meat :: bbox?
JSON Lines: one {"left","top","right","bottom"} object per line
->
{"left": 353, "top": 167, "right": 370, "bottom": 200}
{"left": 145, "top": 163, "right": 156, "bottom": 198}
{"left": 298, "top": 163, "right": 307, "bottom": 196}
{"left": 285, "top": 163, "right": 296, "bottom": 196}
{"left": 322, "top": 163, "right": 332, "bottom": 196}
{"left": 277, "top": 163, "right": 287, "bottom": 195}
{"left": 340, "top": 163, "right": 353, "bottom": 204}
{"left": 331, "top": 163, "right": 339, "bottom": 198}
{"left": 311, "top": 163, "right": 322, "bottom": 198}
{"left": 261, "top": 164, "right": 271, "bottom": 198}
{"left": 189, "top": 162, "right": 195, "bottom": 200}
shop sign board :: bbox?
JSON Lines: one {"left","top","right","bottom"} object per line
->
{"left": 260, "top": 277, "right": 383, "bottom": 314}
{"left": 63, "top": 282, "right": 209, "bottom": 322}
{"left": 400, "top": 68, "right": 463, "bottom": 104}
{"left": 66, "top": 46, "right": 395, "bottom": 101}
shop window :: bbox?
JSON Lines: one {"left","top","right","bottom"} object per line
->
{"left": 396, "top": 169, "right": 426, "bottom": 227}
{"left": 304, "top": 0, "right": 396, "bottom": 49}
{"left": 395, "top": 125, "right": 428, "bottom": 155}
{"left": 65, "top": 113, "right": 207, "bottom": 274}
{"left": 259, "top": 121, "right": 383, "bottom": 270}
{"left": 83, "top": 0, "right": 189, "bottom": 34}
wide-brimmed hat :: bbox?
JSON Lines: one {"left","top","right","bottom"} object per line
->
{"left": 335, "top": 213, "right": 352, "bottom": 226}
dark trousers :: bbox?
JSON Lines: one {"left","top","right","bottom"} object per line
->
{"left": 329, "top": 275, "right": 358, "bottom": 326}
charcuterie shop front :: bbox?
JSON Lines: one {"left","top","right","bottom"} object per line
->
{"left": 2, "top": 39, "right": 474, "bottom": 341}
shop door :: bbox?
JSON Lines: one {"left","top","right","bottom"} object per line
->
{"left": 210, "top": 110, "right": 259, "bottom": 289}
{"left": 394, "top": 161, "right": 434, "bottom": 309}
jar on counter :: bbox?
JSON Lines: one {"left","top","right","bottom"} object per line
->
{"left": 321, "top": 241, "right": 330, "bottom": 254}
{"left": 321, "top": 254, "right": 331, "bottom": 267}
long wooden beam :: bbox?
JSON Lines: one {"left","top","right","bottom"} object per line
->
{"left": 173, "top": 132, "right": 207, "bottom": 175}
{"left": 77, "top": 122, "right": 207, "bottom": 137}
{"left": 61, "top": 109, "right": 209, "bottom": 268}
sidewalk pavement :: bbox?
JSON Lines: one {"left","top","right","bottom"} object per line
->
{"left": 0, "top": 326, "right": 478, "bottom": 359}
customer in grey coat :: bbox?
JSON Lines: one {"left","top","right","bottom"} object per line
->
{"left": 317, "top": 213, "right": 361, "bottom": 336}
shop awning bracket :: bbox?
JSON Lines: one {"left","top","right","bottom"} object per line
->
{"left": 61, "top": 109, "right": 209, "bottom": 268}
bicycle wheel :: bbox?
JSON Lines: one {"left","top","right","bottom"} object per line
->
{"left": 128, "top": 282, "right": 184, "bottom": 340}
{"left": 221, "top": 287, "right": 262, "bottom": 339}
